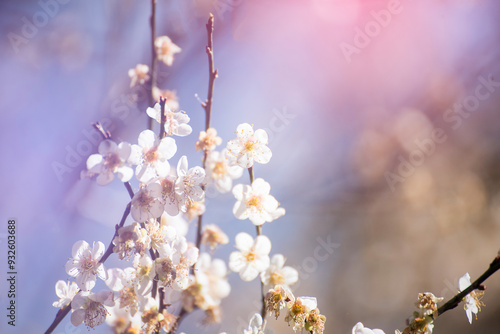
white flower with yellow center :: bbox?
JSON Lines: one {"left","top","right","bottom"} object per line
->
{"left": 261, "top": 254, "right": 298, "bottom": 288}
{"left": 232, "top": 178, "right": 285, "bottom": 226}
{"left": 225, "top": 123, "right": 272, "bottom": 168}
{"left": 229, "top": 232, "right": 271, "bottom": 281}
{"left": 129, "top": 129, "right": 177, "bottom": 183}
{"left": 65, "top": 240, "right": 107, "bottom": 291}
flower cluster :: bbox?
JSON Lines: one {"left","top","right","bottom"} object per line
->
{"left": 49, "top": 25, "right": 325, "bottom": 334}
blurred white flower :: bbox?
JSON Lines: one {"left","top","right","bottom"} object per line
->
{"left": 152, "top": 87, "right": 179, "bottom": 111}
{"left": 195, "top": 253, "right": 231, "bottom": 308}
{"left": 243, "top": 313, "right": 264, "bottom": 334}
{"left": 206, "top": 149, "right": 244, "bottom": 193}
{"left": 155, "top": 35, "right": 181, "bottom": 66}
{"left": 261, "top": 254, "right": 298, "bottom": 288}
{"left": 129, "top": 129, "right": 177, "bottom": 183}
{"left": 196, "top": 128, "right": 222, "bottom": 152}
{"left": 71, "top": 291, "right": 115, "bottom": 328}
{"left": 232, "top": 178, "right": 285, "bottom": 226}
{"left": 201, "top": 224, "right": 229, "bottom": 250}
{"left": 128, "top": 64, "right": 149, "bottom": 87}
{"left": 52, "top": 280, "right": 79, "bottom": 308}
{"left": 352, "top": 322, "right": 386, "bottom": 334}
{"left": 86, "top": 140, "right": 133, "bottom": 185}
{"left": 229, "top": 232, "right": 271, "bottom": 281}
{"left": 459, "top": 272, "right": 483, "bottom": 324}
{"left": 226, "top": 123, "right": 272, "bottom": 168}
{"left": 65, "top": 240, "right": 107, "bottom": 291}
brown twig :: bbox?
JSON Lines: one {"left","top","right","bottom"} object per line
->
{"left": 436, "top": 254, "right": 500, "bottom": 317}
{"left": 159, "top": 96, "right": 167, "bottom": 139}
{"left": 195, "top": 13, "right": 218, "bottom": 250}
{"left": 148, "top": 0, "right": 158, "bottom": 130}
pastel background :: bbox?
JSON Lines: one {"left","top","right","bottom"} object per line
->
{"left": 1, "top": 0, "right": 500, "bottom": 333}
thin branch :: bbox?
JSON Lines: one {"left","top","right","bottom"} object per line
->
{"left": 159, "top": 96, "right": 167, "bottom": 139}
{"left": 148, "top": 0, "right": 158, "bottom": 130}
{"left": 45, "top": 182, "right": 133, "bottom": 333}
{"left": 247, "top": 165, "right": 266, "bottom": 319}
{"left": 124, "top": 181, "right": 135, "bottom": 199}
{"left": 44, "top": 306, "right": 71, "bottom": 334}
{"left": 100, "top": 201, "right": 131, "bottom": 264}
{"left": 436, "top": 254, "right": 500, "bottom": 317}
{"left": 195, "top": 13, "right": 218, "bottom": 250}
{"left": 201, "top": 13, "right": 217, "bottom": 130}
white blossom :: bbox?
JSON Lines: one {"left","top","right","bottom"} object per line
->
{"left": 352, "top": 322, "right": 386, "bottom": 334}
{"left": 229, "top": 232, "right": 271, "bottom": 281}
{"left": 459, "top": 272, "right": 483, "bottom": 324}
{"left": 71, "top": 291, "right": 115, "bottom": 328}
{"left": 131, "top": 182, "right": 165, "bottom": 222}
{"left": 52, "top": 280, "right": 79, "bottom": 308}
{"left": 175, "top": 156, "right": 205, "bottom": 211}
{"left": 86, "top": 140, "right": 133, "bottom": 185}
{"left": 195, "top": 253, "right": 231, "bottom": 308}
{"left": 65, "top": 240, "right": 107, "bottom": 291}
{"left": 261, "top": 254, "right": 298, "bottom": 288}
{"left": 233, "top": 178, "right": 285, "bottom": 226}
{"left": 243, "top": 313, "right": 264, "bottom": 334}
{"left": 226, "top": 123, "right": 272, "bottom": 168}
{"left": 129, "top": 129, "right": 177, "bottom": 183}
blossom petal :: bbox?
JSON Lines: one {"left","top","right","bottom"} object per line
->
{"left": 71, "top": 309, "right": 85, "bottom": 326}
{"left": 254, "top": 235, "right": 271, "bottom": 255}
{"left": 98, "top": 140, "right": 117, "bottom": 155}
{"left": 235, "top": 232, "right": 254, "bottom": 252}
{"left": 138, "top": 129, "right": 157, "bottom": 149}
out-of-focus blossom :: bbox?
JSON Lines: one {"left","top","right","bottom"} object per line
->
{"left": 128, "top": 64, "right": 149, "bottom": 87}
{"left": 155, "top": 36, "right": 181, "bottom": 66}
{"left": 86, "top": 140, "right": 133, "bottom": 185}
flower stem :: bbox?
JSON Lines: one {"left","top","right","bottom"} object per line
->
{"left": 148, "top": 0, "right": 158, "bottom": 131}
{"left": 159, "top": 96, "right": 166, "bottom": 139}
{"left": 195, "top": 13, "right": 218, "bottom": 250}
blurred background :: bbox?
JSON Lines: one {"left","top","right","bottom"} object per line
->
{"left": 1, "top": 0, "right": 500, "bottom": 333}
